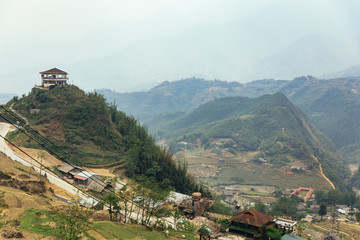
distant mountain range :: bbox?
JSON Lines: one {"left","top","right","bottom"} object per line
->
{"left": 98, "top": 76, "right": 360, "bottom": 168}
{"left": 323, "top": 65, "right": 360, "bottom": 79}
{"left": 0, "top": 93, "right": 15, "bottom": 104}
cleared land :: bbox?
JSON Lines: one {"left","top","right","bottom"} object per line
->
{"left": 302, "top": 221, "right": 360, "bottom": 240}
{"left": 180, "top": 148, "right": 332, "bottom": 199}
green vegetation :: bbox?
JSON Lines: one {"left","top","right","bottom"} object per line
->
{"left": 314, "top": 189, "right": 357, "bottom": 207}
{"left": 100, "top": 77, "right": 360, "bottom": 187}
{"left": 266, "top": 226, "right": 283, "bottom": 240}
{"left": 270, "top": 196, "right": 304, "bottom": 220}
{"left": 19, "top": 209, "right": 55, "bottom": 236}
{"left": 19, "top": 208, "right": 198, "bottom": 240}
{"left": 8, "top": 85, "right": 201, "bottom": 194}
{"left": 351, "top": 167, "right": 360, "bottom": 189}
{"left": 51, "top": 204, "right": 94, "bottom": 240}
{"left": 319, "top": 204, "right": 327, "bottom": 217}
{"left": 156, "top": 93, "right": 349, "bottom": 190}
{"left": 283, "top": 78, "right": 360, "bottom": 165}
{"left": 93, "top": 221, "right": 198, "bottom": 240}
{"left": 19, "top": 206, "right": 93, "bottom": 240}
{"left": 0, "top": 191, "right": 6, "bottom": 227}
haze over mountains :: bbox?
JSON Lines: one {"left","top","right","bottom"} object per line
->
{"left": 1, "top": 1, "right": 360, "bottom": 94}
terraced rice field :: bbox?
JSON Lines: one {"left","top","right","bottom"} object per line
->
{"left": 184, "top": 149, "right": 332, "bottom": 191}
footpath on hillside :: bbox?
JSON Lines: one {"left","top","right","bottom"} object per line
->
{"left": 312, "top": 155, "right": 335, "bottom": 189}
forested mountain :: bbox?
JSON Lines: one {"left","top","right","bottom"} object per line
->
{"left": 99, "top": 77, "right": 360, "bottom": 167}
{"left": 96, "top": 78, "right": 286, "bottom": 120}
{"left": 153, "top": 93, "right": 350, "bottom": 190}
{"left": 6, "top": 85, "right": 200, "bottom": 194}
{"left": 280, "top": 77, "right": 360, "bottom": 164}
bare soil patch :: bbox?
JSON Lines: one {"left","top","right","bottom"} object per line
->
{"left": 349, "top": 163, "right": 359, "bottom": 176}
{"left": 8, "top": 146, "right": 62, "bottom": 168}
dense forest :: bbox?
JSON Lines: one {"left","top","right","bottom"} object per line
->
{"left": 7, "top": 85, "right": 202, "bottom": 194}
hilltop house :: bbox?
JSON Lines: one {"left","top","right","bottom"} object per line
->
{"left": 39, "top": 68, "right": 68, "bottom": 88}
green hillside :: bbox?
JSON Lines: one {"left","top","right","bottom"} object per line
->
{"left": 156, "top": 93, "right": 349, "bottom": 190}
{"left": 99, "top": 77, "right": 360, "bottom": 166}
{"left": 281, "top": 77, "right": 360, "bottom": 163}
{"left": 6, "top": 85, "right": 200, "bottom": 194}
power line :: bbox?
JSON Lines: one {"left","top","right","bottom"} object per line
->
{"left": 1, "top": 128, "right": 196, "bottom": 239}
{"left": 0, "top": 106, "right": 198, "bottom": 238}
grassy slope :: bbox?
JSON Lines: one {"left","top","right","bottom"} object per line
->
{"left": 8, "top": 85, "right": 121, "bottom": 165}
{"left": 19, "top": 209, "right": 198, "bottom": 240}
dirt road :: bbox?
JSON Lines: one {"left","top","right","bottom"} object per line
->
{"left": 0, "top": 122, "right": 99, "bottom": 206}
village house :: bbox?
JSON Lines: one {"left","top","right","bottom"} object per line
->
{"left": 57, "top": 163, "right": 114, "bottom": 193}
{"left": 178, "top": 192, "right": 214, "bottom": 218}
{"left": 39, "top": 68, "right": 68, "bottom": 88}
{"left": 273, "top": 218, "right": 297, "bottom": 233}
{"left": 87, "top": 180, "right": 115, "bottom": 194}
{"left": 229, "top": 208, "right": 273, "bottom": 238}
{"left": 73, "top": 171, "right": 100, "bottom": 186}
{"left": 57, "top": 163, "right": 82, "bottom": 179}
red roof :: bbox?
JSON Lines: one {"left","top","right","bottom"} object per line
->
{"left": 40, "top": 68, "right": 68, "bottom": 75}
{"left": 291, "top": 187, "right": 314, "bottom": 199}
{"left": 230, "top": 208, "right": 273, "bottom": 228}
{"left": 74, "top": 175, "right": 87, "bottom": 181}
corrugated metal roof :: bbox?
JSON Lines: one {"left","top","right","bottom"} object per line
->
{"left": 76, "top": 171, "right": 98, "bottom": 179}
{"left": 87, "top": 180, "right": 106, "bottom": 192}
{"left": 57, "top": 163, "right": 74, "bottom": 173}
{"left": 74, "top": 175, "right": 87, "bottom": 181}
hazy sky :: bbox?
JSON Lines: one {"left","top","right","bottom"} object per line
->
{"left": 0, "top": 0, "right": 359, "bottom": 94}
{"left": 0, "top": 0, "right": 267, "bottom": 70}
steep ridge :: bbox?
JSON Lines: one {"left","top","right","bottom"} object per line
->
{"left": 156, "top": 93, "right": 349, "bottom": 190}
{"left": 5, "top": 85, "right": 200, "bottom": 194}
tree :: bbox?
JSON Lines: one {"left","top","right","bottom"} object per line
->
{"left": 0, "top": 191, "right": 7, "bottom": 221}
{"left": 52, "top": 204, "right": 93, "bottom": 240}
{"left": 198, "top": 225, "right": 211, "bottom": 240}
{"left": 217, "top": 218, "right": 230, "bottom": 232}
{"left": 274, "top": 189, "right": 282, "bottom": 198}
{"left": 271, "top": 197, "right": 298, "bottom": 217}
{"left": 266, "top": 226, "right": 283, "bottom": 240}
{"left": 356, "top": 211, "right": 360, "bottom": 222}
{"left": 103, "top": 193, "right": 120, "bottom": 221}
{"left": 319, "top": 204, "right": 327, "bottom": 219}
{"left": 254, "top": 200, "right": 268, "bottom": 214}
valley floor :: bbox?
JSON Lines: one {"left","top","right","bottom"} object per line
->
{"left": 179, "top": 148, "right": 332, "bottom": 204}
